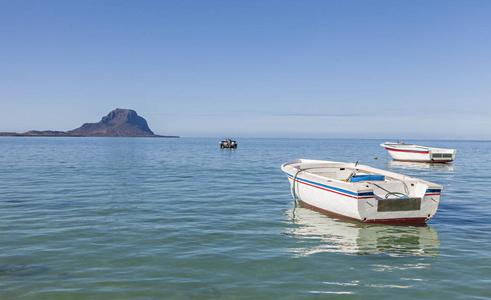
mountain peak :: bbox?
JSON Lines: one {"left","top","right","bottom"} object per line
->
{"left": 102, "top": 108, "right": 136, "bottom": 123}
{"left": 67, "top": 108, "right": 156, "bottom": 137}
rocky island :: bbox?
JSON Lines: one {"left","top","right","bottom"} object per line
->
{"left": 0, "top": 108, "right": 179, "bottom": 138}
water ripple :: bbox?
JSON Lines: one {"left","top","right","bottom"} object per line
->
{"left": 0, "top": 137, "right": 490, "bottom": 299}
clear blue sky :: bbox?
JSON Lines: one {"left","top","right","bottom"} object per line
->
{"left": 1, "top": 0, "right": 490, "bottom": 139}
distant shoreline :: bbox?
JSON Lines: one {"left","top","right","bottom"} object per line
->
{"left": 0, "top": 133, "right": 180, "bottom": 138}
{"left": 0, "top": 109, "right": 179, "bottom": 138}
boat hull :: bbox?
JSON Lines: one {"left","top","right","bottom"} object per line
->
{"left": 299, "top": 200, "right": 428, "bottom": 224}
{"left": 282, "top": 159, "right": 442, "bottom": 224}
{"left": 381, "top": 143, "right": 456, "bottom": 163}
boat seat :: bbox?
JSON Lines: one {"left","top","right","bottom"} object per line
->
{"left": 315, "top": 172, "right": 337, "bottom": 179}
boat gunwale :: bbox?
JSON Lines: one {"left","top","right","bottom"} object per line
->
{"left": 281, "top": 159, "right": 443, "bottom": 198}
{"left": 281, "top": 159, "right": 438, "bottom": 187}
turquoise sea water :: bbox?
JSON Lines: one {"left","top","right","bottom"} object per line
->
{"left": 1, "top": 137, "right": 490, "bottom": 299}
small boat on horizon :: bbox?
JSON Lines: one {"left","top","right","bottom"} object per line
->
{"left": 380, "top": 142, "right": 457, "bottom": 163}
{"left": 281, "top": 159, "right": 443, "bottom": 224}
{"left": 219, "top": 138, "right": 237, "bottom": 149}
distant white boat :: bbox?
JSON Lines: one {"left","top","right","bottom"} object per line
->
{"left": 380, "top": 142, "right": 457, "bottom": 163}
{"left": 281, "top": 159, "right": 443, "bottom": 224}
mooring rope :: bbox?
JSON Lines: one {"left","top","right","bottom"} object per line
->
{"left": 291, "top": 169, "right": 305, "bottom": 203}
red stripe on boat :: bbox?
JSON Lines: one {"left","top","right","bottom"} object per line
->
{"left": 386, "top": 148, "right": 429, "bottom": 154}
{"left": 299, "top": 180, "right": 359, "bottom": 199}
{"left": 393, "top": 159, "right": 453, "bottom": 163}
{"left": 288, "top": 174, "right": 359, "bottom": 199}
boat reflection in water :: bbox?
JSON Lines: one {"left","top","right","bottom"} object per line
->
{"left": 285, "top": 204, "right": 441, "bottom": 257}
{"left": 386, "top": 160, "right": 455, "bottom": 171}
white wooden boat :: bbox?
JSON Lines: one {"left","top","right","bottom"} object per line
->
{"left": 380, "top": 142, "right": 456, "bottom": 163}
{"left": 281, "top": 159, "right": 443, "bottom": 224}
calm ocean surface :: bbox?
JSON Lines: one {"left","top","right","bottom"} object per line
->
{"left": 1, "top": 137, "right": 490, "bottom": 299}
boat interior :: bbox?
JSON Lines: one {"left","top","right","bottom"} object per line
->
{"left": 305, "top": 166, "right": 385, "bottom": 182}
{"left": 300, "top": 165, "right": 425, "bottom": 200}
